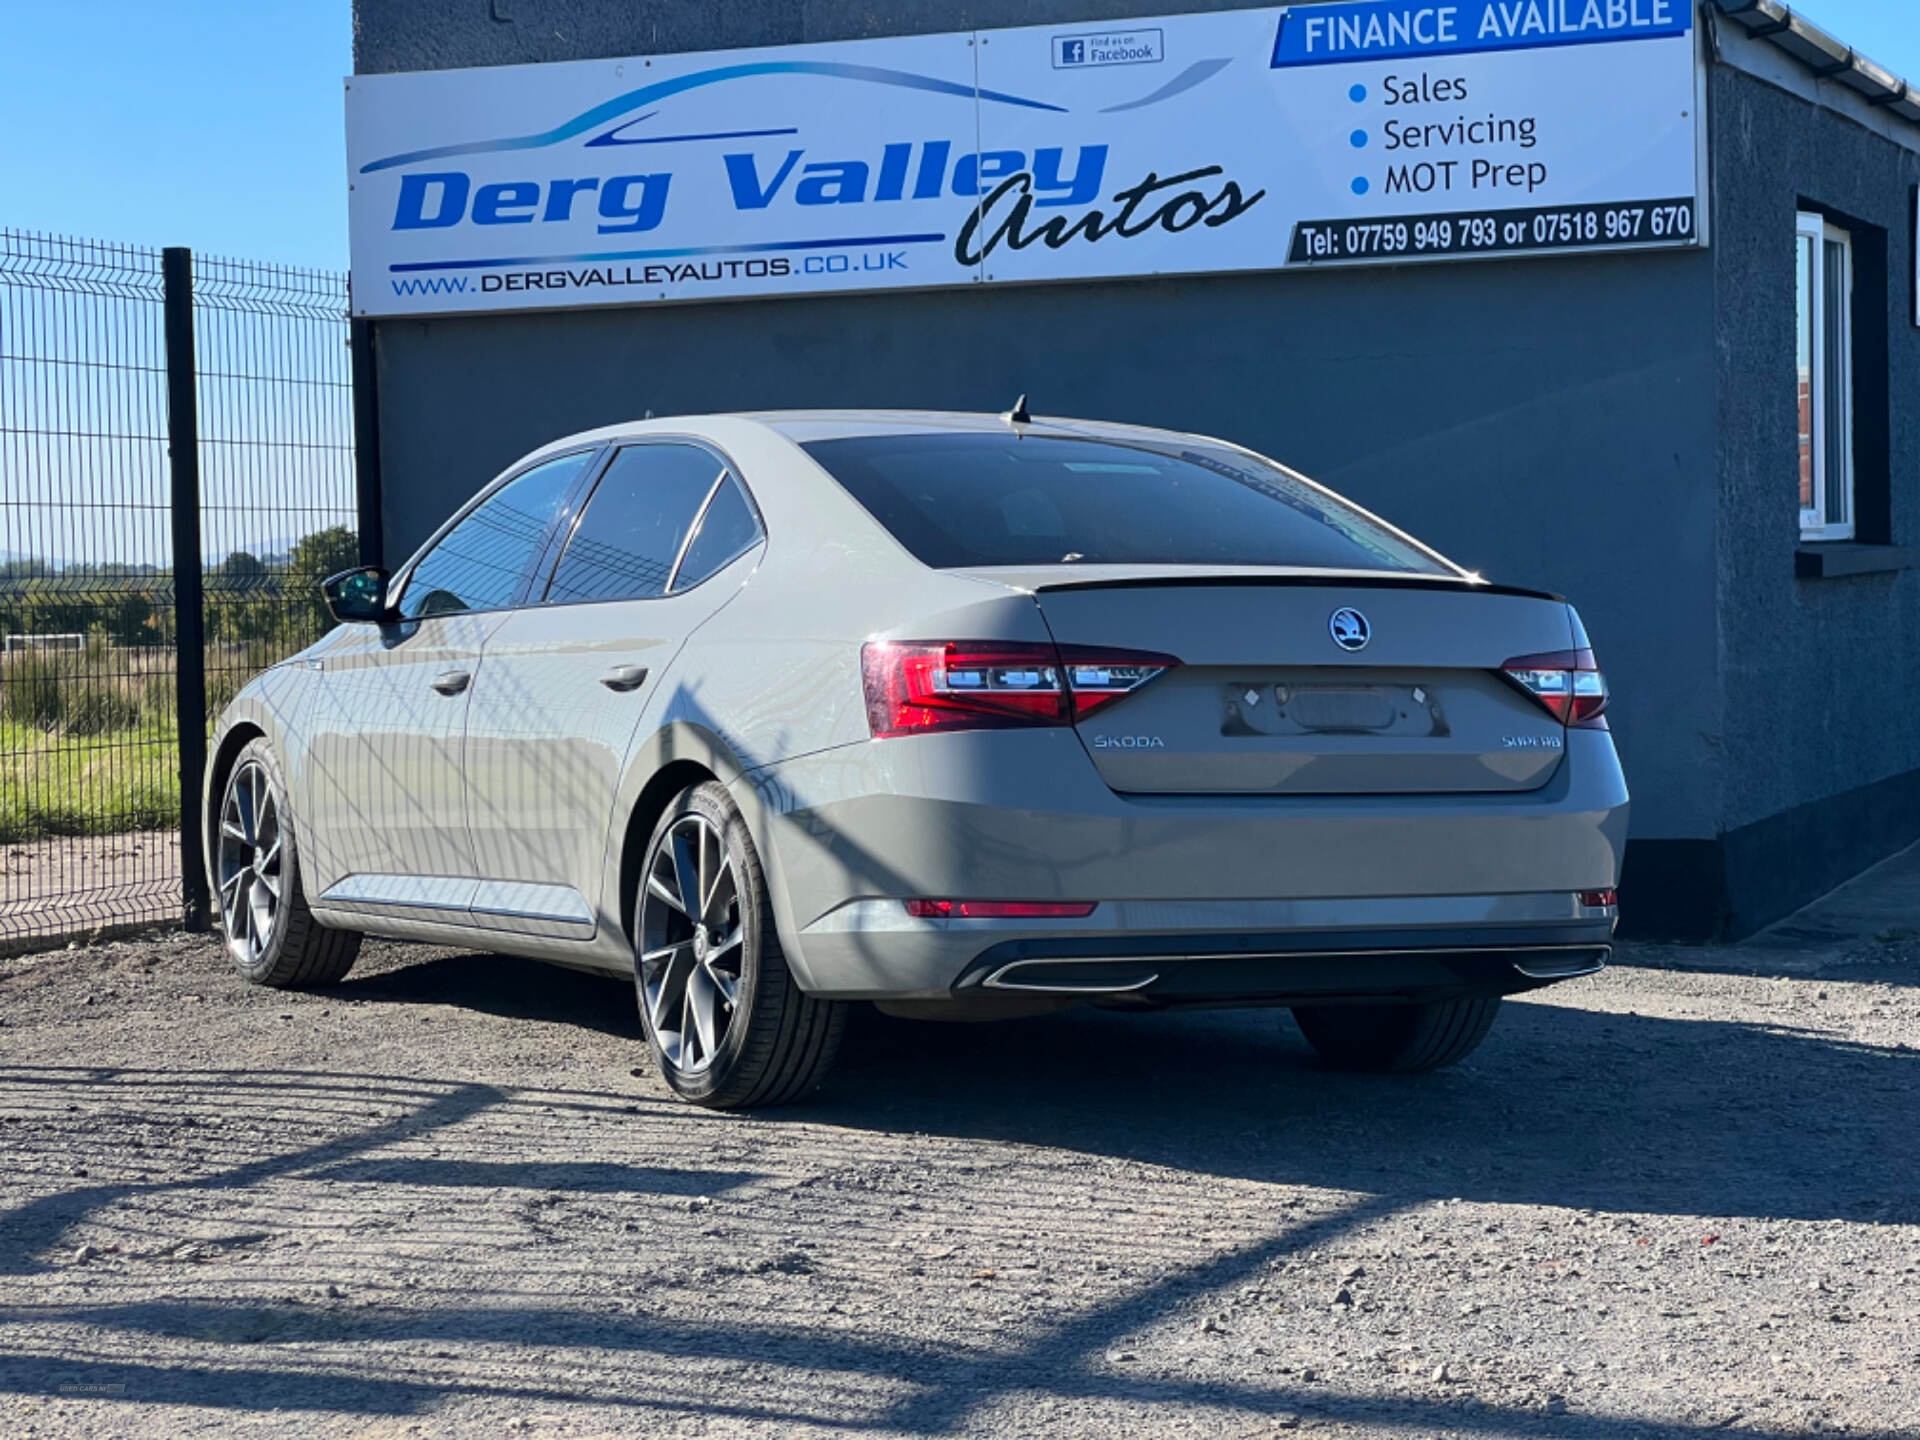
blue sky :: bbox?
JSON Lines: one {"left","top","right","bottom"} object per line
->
{"left": 1, "top": 4, "right": 353, "bottom": 269}
{"left": 0, "top": 1, "right": 1913, "bottom": 274}
{"left": 1787, "top": 1, "right": 1920, "bottom": 85}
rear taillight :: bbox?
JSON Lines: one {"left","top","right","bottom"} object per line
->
{"left": 862, "top": 641, "right": 1177, "bottom": 739}
{"left": 1061, "top": 652, "right": 1177, "bottom": 719}
{"left": 905, "top": 899, "right": 1097, "bottom": 918}
{"left": 1500, "top": 648, "right": 1609, "bottom": 728}
{"left": 862, "top": 642, "right": 1064, "bottom": 736}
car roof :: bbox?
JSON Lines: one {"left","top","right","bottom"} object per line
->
{"left": 463, "top": 409, "right": 1485, "bottom": 594}
{"left": 743, "top": 410, "right": 1193, "bottom": 446}
{"left": 525, "top": 409, "right": 1211, "bottom": 454}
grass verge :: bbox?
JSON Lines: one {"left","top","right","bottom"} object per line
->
{"left": 0, "top": 720, "right": 179, "bottom": 844}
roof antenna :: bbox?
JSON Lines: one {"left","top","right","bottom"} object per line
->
{"left": 1002, "top": 393, "right": 1031, "bottom": 426}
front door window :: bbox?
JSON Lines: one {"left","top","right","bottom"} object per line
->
{"left": 398, "top": 450, "right": 596, "bottom": 618}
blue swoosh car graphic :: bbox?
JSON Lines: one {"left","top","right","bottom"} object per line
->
{"left": 360, "top": 61, "right": 1067, "bottom": 174}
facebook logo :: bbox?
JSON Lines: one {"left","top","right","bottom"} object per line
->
{"left": 1053, "top": 29, "right": 1163, "bottom": 68}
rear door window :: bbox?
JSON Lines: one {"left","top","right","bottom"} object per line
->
{"left": 544, "top": 443, "right": 727, "bottom": 604}
{"left": 672, "top": 475, "right": 762, "bottom": 590}
{"left": 801, "top": 432, "right": 1449, "bottom": 575}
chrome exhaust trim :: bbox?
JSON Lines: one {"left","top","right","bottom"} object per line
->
{"left": 980, "top": 943, "right": 1611, "bottom": 994}
{"left": 1510, "top": 953, "right": 1608, "bottom": 980}
{"left": 982, "top": 960, "right": 1160, "bottom": 993}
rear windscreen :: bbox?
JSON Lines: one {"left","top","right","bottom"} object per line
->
{"left": 801, "top": 432, "right": 1451, "bottom": 574}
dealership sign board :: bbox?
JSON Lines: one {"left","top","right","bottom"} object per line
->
{"left": 345, "top": 0, "right": 1704, "bottom": 317}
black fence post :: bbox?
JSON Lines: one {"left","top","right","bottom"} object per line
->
{"left": 163, "top": 247, "right": 210, "bottom": 931}
{"left": 350, "top": 315, "right": 384, "bottom": 569}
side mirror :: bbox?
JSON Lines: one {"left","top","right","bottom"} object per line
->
{"left": 322, "top": 566, "right": 394, "bottom": 624}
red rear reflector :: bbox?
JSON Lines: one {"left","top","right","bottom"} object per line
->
{"left": 1577, "top": 889, "right": 1618, "bottom": 908}
{"left": 905, "top": 900, "right": 1098, "bottom": 918}
{"left": 863, "top": 641, "right": 1177, "bottom": 738}
{"left": 1500, "top": 648, "right": 1609, "bottom": 728}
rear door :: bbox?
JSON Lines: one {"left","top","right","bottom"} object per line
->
{"left": 462, "top": 442, "right": 765, "bottom": 939}
{"left": 1027, "top": 578, "right": 1575, "bottom": 795}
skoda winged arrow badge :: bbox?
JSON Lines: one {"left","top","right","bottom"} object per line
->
{"left": 1329, "top": 607, "right": 1370, "bottom": 652}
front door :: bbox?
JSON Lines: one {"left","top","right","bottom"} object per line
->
{"left": 462, "top": 442, "right": 765, "bottom": 940}
{"left": 299, "top": 611, "right": 500, "bottom": 916}
{"left": 298, "top": 448, "right": 598, "bottom": 924}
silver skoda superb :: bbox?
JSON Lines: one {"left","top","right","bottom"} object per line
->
{"left": 205, "top": 410, "right": 1628, "bottom": 1108}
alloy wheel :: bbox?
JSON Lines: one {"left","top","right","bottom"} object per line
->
{"left": 217, "top": 760, "right": 284, "bottom": 966}
{"left": 638, "top": 811, "right": 744, "bottom": 1074}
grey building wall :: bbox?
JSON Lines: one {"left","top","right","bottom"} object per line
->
{"left": 1707, "top": 60, "right": 1920, "bottom": 935}
{"left": 354, "top": 0, "right": 1917, "bottom": 937}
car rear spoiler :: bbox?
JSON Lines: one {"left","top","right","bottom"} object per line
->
{"left": 1022, "top": 572, "right": 1568, "bottom": 603}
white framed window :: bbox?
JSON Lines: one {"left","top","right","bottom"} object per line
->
{"left": 1796, "top": 212, "right": 1854, "bottom": 541}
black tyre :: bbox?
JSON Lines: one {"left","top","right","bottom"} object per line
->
{"left": 634, "top": 780, "right": 844, "bottom": 1109}
{"left": 214, "top": 737, "right": 361, "bottom": 988}
{"left": 1291, "top": 997, "right": 1501, "bottom": 1073}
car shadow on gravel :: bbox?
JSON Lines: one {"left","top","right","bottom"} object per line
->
{"left": 815, "top": 978, "right": 1918, "bottom": 1229}
{"left": 291, "top": 942, "right": 1918, "bottom": 1229}
{"left": 330, "top": 947, "right": 643, "bottom": 1039}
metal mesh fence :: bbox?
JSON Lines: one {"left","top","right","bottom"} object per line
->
{"left": 191, "top": 256, "right": 357, "bottom": 742}
{"left": 0, "top": 232, "right": 355, "bottom": 950}
{"left": 0, "top": 233, "right": 176, "bottom": 944}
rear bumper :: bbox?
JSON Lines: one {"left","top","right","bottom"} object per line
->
{"left": 737, "top": 726, "right": 1629, "bottom": 999}
{"left": 785, "top": 893, "right": 1614, "bottom": 1000}
{"left": 958, "top": 925, "right": 1610, "bottom": 1008}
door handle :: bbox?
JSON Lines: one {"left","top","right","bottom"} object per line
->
{"left": 600, "top": 664, "right": 649, "bottom": 693}
{"left": 430, "top": 669, "right": 471, "bottom": 696}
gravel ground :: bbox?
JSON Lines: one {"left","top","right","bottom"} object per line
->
{"left": 0, "top": 922, "right": 1915, "bottom": 1438}
{"left": 1, "top": 835, "right": 181, "bottom": 952}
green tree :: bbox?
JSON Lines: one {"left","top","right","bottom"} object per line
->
{"left": 207, "top": 551, "right": 285, "bottom": 645}
{"left": 216, "top": 550, "right": 269, "bottom": 591}
{"left": 100, "top": 589, "right": 159, "bottom": 647}
{"left": 0, "top": 556, "right": 54, "bottom": 582}
{"left": 286, "top": 526, "right": 361, "bottom": 638}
